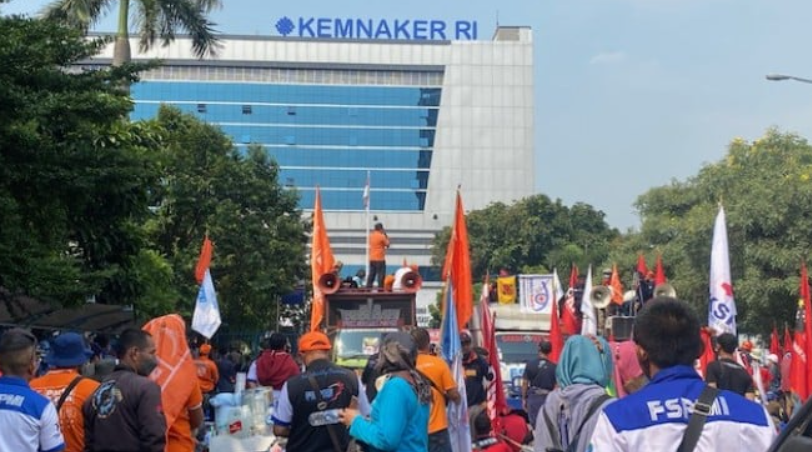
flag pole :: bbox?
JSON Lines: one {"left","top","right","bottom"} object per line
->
{"left": 365, "top": 170, "right": 371, "bottom": 286}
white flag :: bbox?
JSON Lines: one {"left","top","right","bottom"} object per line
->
{"left": 552, "top": 268, "right": 565, "bottom": 302}
{"left": 192, "top": 269, "right": 222, "bottom": 339}
{"left": 709, "top": 206, "right": 736, "bottom": 335}
{"left": 362, "top": 171, "right": 370, "bottom": 209}
{"left": 581, "top": 265, "right": 597, "bottom": 335}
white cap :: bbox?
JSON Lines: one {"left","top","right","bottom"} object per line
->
{"left": 767, "top": 353, "right": 779, "bottom": 364}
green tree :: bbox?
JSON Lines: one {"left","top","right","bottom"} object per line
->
{"left": 612, "top": 129, "right": 812, "bottom": 336}
{"left": 0, "top": 16, "right": 163, "bottom": 309}
{"left": 431, "top": 194, "right": 619, "bottom": 279}
{"left": 44, "top": 0, "right": 220, "bottom": 66}
{"left": 145, "top": 106, "right": 308, "bottom": 328}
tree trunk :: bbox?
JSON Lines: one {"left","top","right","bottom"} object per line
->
{"left": 112, "top": 0, "right": 130, "bottom": 67}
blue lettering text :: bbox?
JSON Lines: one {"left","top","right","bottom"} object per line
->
{"left": 455, "top": 20, "right": 474, "bottom": 39}
{"left": 299, "top": 17, "right": 315, "bottom": 37}
{"left": 356, "top": 19, "right": 373, "bottom": 39}
{"left": 375, "top": 20, "right": 392, "bottom": 39}
{"left": 430, "top": 20, "right": 447, "bottom": 40}
{"left": 317, "top": 18, "right": 331, "bottom": 37}
{"left": 394, "top": 20, "right": 411, "bottom": 39}
{"left": 413, "top": 20, "right": 428, "bottom": 40}
{"left": 335, "top": 18, "right": 353, "bottom": 37}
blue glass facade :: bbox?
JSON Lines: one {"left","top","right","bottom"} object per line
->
{"left": 131, "top": 79, "right": 442, "bottom": 211}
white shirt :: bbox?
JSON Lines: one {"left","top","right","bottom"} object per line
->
{"left": 0, "top": 376, "right": 65, "bottom": 452}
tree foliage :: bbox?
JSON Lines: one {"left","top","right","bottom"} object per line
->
{"left": 611, "top": 129, "right": 812, "bottom": 336}
{"left": 0, "top": 16, "right": 160, "bottom": 308}
{"left": 144, "top": 106, "right": 308, "bottom": 328}
{"left": 431, "top": 195, "right": 620, "bottom": 279}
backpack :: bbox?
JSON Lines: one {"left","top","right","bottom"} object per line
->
{"left": 542, "top": 393, "right": 611, "bottom": 452}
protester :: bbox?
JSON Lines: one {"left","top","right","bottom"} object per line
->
{"left": 83, "top": 329, "right": 166, "bottom": 452}
{"left": 521, "top": 340, "right": 557, "bottom": 428}
{"left": 247, "top": 332, "right": 299, "bottom": 399}
{"left": 215, "top": 347, "right": 237, "bottom": 393}
{"left": 533, "top": 334, "right": 614, "bottom": 452}
{"left": 362, "top": 352, "right": 382, "bottom": 402}
{"left": 195, "top": 344, "right": 219, "bottom": 395}
{"left": 366, "top": 222, "right": 390, "bottom": 289}
{"left": 766, "top": 353, "right": 781, "bottom": 397}
{"left": 339, "top": 332, "right": 431, "bottom": 452}
{"left": 705, "top": 332, "right": 755, "bottom": 400}
{"left": 31, "top": 332, "right": 100, "bottom": 452}
{"left": 471, "top": 409, "right": 512, "bottom": 452}
{"left": 590, "top": 297, "right": 776, "bottom": 451}
{"left": 461, "top": 332, "right": 492, "bottom": 408}
{"left": 0, "top": 328, "right": 65, "bottom": 452}
{"left": 498, "top": 408, "right": 533, "bottom": 452}
{"left": 272, "top": 331, "right": 364, "bottom": 452}
{"left": 413, "top": 327, "right": 461, "bottom": 452}
{"left": 611, "top": 340, "right": 647, "bottom": 397}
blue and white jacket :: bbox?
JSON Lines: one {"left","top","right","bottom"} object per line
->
{"left": 589, "top": 365, "right": 775, "bottom": 452}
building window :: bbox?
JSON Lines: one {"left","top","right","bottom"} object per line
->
{"left": 197, "top": 103, "right": 207, "bottom": 113}
{"left": 242, "top": 105, "right": 252, "bottom": 115}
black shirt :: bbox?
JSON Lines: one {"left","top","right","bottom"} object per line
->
{"left": 464, "top": 352, "right": 491, "bottom": 406}
{"left": 279, "top": 359, "right": 359, "bottom": 452}
{"left": 522, "top": 357, "right": 556, "bottom": 390}
{"left": 706, "top": 358, "right": 754, "bottom": 396}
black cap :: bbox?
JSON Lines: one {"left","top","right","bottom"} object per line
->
{"left": 460, "top": 332, "right": 472, "bottom": 344}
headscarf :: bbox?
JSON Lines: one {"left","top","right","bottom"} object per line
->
{"left": 376, "top": 332, "right": 432, "bottom": 404}
{"left": 556, "top": 335, "right": 613, "bottom": 388}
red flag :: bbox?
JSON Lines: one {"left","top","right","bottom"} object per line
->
{"left": 609, "top": 264, "right": 624, "bottom": 305}
{"left": 309, "top": 188, "right": 335, "bottom": 332}
{"left": 636, "top": 253, "right": 649, "bottom": 276}
{"left": 442, "top": 190, "right": 473, "bottom": 331}
{"left": 698, "top": 327, "right": 716, "bottom": 378}
{"left": 569, "top": 264, "right": 578, "bottom": 289}
{"left": 790, "top": 262, "right": 812, "bottom": 400}
{"left": 784, "top": 324, "right": 793, "bottom": 359}
{"left": 654, "top": 254, "right": 666, "bottom": 286}
{"left": 480, "top": 279, "right": 507, "bottom": 425}
{"left": 770, "top": 323, "right": 781, "bottom": 363}
{"left": 549, "top": 285, "right": 563, "bottom": 363}
{"left": 194, "top": 236, "right": 213, "bottom": 284}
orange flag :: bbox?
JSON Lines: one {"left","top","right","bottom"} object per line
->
{"left": 610, "top": 264, "right": 624, "bottom": 305}
{"left": 194, "top": 235, "right": 213, "bottom": 284}
{"left": 309, "top": 188, "right": 335, "bottom": 332}
{"left": 142, "top": 314, "right": 197, "bottom": 430}
{"left": 442, "top": 190, "right": 473, "bottom": 331}
{"left": 654, "top": 254, "right": 666, "bottom": 286}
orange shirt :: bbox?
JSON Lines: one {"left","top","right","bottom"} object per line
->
{"left": 369, "top": 230, "right": 390, "bottom": 261}
{"left": 416, "top": 353, "right": 457, "bottom": 434}
{"left": 166, "top": 380, "right": 203, "bottom": 452}
{"left": 31, "top": 369, "right": 100, "bottom": 452}
{"left": 194, "top": 357, "right": 219, "bottom": 393}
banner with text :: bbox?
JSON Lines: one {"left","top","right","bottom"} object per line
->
{"left": 519, "top": 274, "right": 554, "bottom": 315}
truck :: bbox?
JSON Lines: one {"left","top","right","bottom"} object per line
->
{"left": 321, "top": 275, "right": 419, "bottom": 372}
{"left": 489, "top": 303, "right": 551, "bottom": 408}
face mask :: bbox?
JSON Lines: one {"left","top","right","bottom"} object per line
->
{"left": 137, "top": 354, "right": 159, "bottom": 376}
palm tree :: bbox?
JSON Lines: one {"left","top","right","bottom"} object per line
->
{"left": 45, "top": 0, "right": 221, "bottom": 66}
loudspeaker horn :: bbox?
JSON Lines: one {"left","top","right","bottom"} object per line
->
{"left": 591, "top": 286, "right": 613, "bottom": 309}
{"left": 653, "top": 283, "right": 676, "bottom": 299}
{"left": 318, "top": 273, "right": 340, "bottom": 295}
{"left": 399, "top": 271, "right": 423, "bottom": 293}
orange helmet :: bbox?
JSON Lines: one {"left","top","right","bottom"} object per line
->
{"left": 741, "top": 340, "right": 753, "bottom": 352}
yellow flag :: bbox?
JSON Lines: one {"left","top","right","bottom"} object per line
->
{"left": 497, "top": 276, "right": 517, "bottom": 304}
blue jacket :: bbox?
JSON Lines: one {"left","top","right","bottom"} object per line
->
{"left": 349, "top": 375, "right": 429, "bottom": 452}
{"left": 589, "top": 365, "right": 775, "bottom": 451}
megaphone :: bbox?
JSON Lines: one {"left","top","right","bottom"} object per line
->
{"left": 653, "top": 283, "right": 676, "bottom": 299}
{"left": 399, "top": 271, "right": 423, "bottom": 293}
{"left": 590, "top": 286, "right": 613, "bottom": 309}
{"left": 318, "top": 273, "right": 340, "bottom": 295}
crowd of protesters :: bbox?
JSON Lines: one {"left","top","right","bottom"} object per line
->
{"left": 0, "top": 295, "right": 802, "bottom": 452}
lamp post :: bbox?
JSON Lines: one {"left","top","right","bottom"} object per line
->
{"left": 765, "top": 73, "right": 812, "bottom": 84}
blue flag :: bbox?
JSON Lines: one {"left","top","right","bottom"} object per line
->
{"left": 441, "top": 281, "right": 472, "bottom": 452}
{"left": 192, "top": 269, "right": 222, "bottom": 339}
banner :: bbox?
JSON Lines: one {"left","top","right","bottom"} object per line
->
{"left": 518, "top": 274, "right": 553, "bottom": 314}
{"left": 497, "top": 276, "right": 517, "bottom": 304}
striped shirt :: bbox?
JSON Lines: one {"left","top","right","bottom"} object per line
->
{"left": 0, "top": 376, "right": 65, "bottom": 452}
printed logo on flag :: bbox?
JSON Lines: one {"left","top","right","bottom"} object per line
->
{"left": 519, "top": 275, "right": 553, "bottom": 314}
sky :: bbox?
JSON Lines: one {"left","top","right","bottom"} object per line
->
{"left": 6, "top": 0, "right": 812, "bottom": 231}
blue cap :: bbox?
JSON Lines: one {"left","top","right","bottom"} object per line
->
{"left": 46, "top": 332, "right": 92, "bottom": 368}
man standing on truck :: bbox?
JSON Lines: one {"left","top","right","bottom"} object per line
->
{"left": 413, "top": 328, "right": 461, "bottom": 452}
{"left": 520, "top": 340, "right": 556, "bottom": 428}
{"left": 366, "top": 222, "right": 390, "bottom": 289}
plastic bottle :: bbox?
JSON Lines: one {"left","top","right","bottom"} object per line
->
{"left": 308, "top": 408, "right": 341, "bottom": 426}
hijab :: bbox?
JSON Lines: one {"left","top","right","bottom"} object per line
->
{"left": 376, "top": 332, "right": 432, "bottom": 405}
{"left": 556, "top": 335, "right": 613, "bottom": 388}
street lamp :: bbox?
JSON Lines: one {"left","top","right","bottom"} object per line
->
{"left": 765, "top": 73, "right": 812, "bottom": 84}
